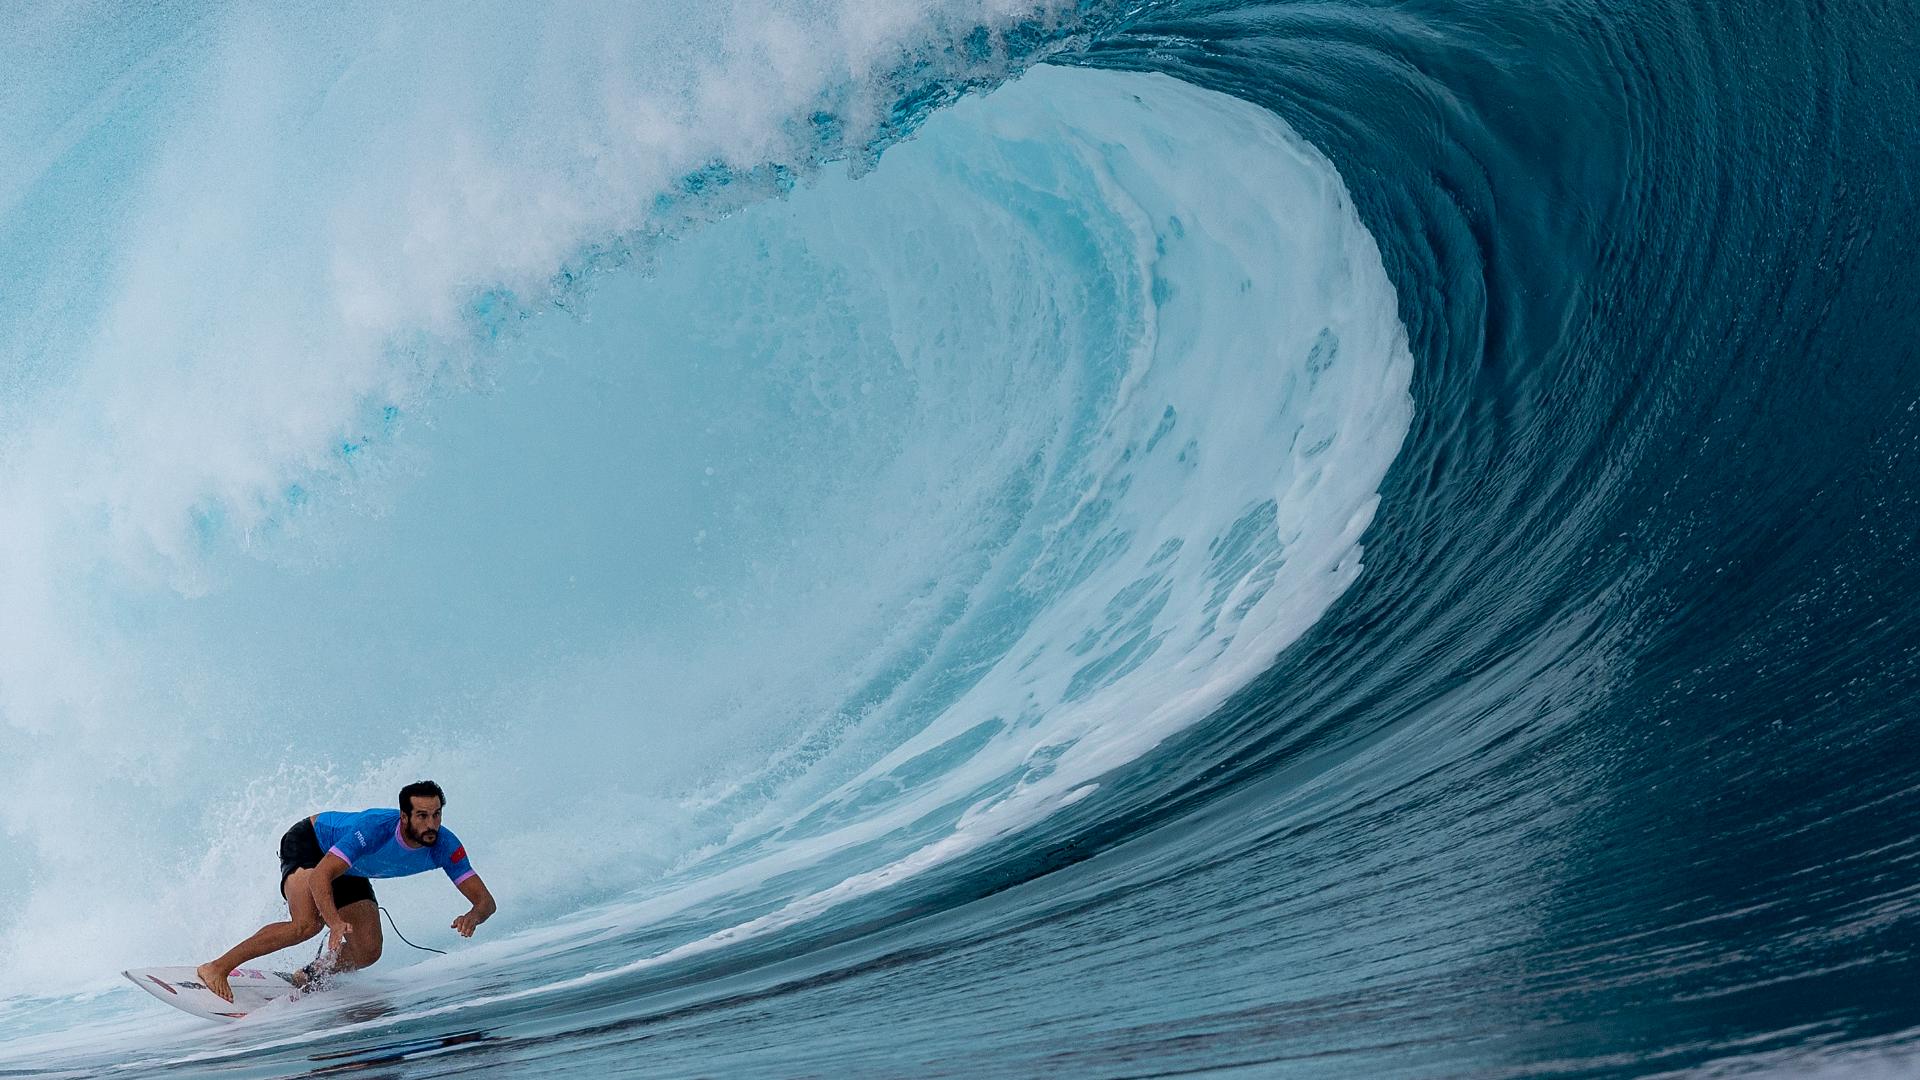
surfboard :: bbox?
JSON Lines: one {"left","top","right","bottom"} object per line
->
{"left": 122, "top": 966, "right": 300, "bottom": 1021}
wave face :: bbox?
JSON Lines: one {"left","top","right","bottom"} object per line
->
{"left": 2, "top": 0, "right": 1918, "bottom": 1076}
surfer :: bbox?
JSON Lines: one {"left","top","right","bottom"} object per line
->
{"left": 195, "top": 780, "right": 496, "bottom": 1003}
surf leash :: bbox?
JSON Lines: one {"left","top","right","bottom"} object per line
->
{"left": 299, "top": 907, "right": 448, "bottom": 982}
{"left": 379, "top": 905, "right": 449, "bottom": 955}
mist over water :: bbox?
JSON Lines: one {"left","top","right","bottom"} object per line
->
{"left": 5, "top": 0, "right": 1920, "bottom": 1075}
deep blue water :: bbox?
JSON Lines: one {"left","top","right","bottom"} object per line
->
{"left": 2, "top": 1, "right": 1918, "bottom": 1076}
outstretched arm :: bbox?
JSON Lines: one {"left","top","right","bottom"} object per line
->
{"left": 451, "top": 874, "right": 496, "bottom": 938}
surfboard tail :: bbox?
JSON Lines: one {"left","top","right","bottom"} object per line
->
{"left": 123, "top": 966, "right": 295, "bottom": 1022}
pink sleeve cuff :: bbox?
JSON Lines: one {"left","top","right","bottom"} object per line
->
{"left": 327, "top": 846, "right": 353, "bottom": 867}
{"left": 453, "top": 869, "right": 477, "bottom": 885}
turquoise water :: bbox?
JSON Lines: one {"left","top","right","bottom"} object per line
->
{"left": 3, "top": 1, "right": 1919, "bottom": 1075}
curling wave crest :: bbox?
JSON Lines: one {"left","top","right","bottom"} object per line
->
{"left": 0, "top": 50, "right": 1412, "bottom": 1055}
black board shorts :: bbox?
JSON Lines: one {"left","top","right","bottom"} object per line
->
{"left": 279, "top": 818, "right": 377, "bottom": 909}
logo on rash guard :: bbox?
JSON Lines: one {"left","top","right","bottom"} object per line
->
{"left": 450, "top": 846, "right": 466, "bottom": 863}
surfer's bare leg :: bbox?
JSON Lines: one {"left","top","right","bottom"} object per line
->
{"left": 332, "top": 899, "right": 384, "bottom": 973}
{"left": 287, "top": 897, "right": 383, "bottom": 990}
{"left": 197, "top": 868, "right": 324, "bottom": 1002}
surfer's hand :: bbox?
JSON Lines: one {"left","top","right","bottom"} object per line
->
{"left": 451, "top": 911, "right": 481, "bottom": 938}
{"left": 327, "top": 920, "right": 351, "bottom": 954}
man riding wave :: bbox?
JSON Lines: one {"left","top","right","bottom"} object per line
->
{"left": 197, "top": 780, "right": 496, "bottom": 1002}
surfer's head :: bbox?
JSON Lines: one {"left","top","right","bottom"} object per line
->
{"left": 399, "top": 779, "right": 446, "bottom": 846}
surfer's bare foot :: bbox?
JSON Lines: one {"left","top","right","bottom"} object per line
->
{"left": 289, "top": 968, "right": 311, "bottom": 991}
{"left": 196, "top": 962, "right": 234, "bottom": 1003}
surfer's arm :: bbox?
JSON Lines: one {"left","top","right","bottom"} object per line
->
{"left": 308, "top": 852, "right": 354, "bottom": 945}
{"left": 450, "top": 874, "right": 496, "bottom": 938}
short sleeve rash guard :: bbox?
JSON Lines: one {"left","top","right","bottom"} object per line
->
{"left": 311, "top": 808, "right": 475, "bottom": 884}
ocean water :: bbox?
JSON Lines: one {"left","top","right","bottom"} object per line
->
{"left": 1, "top": 1, "right": 1916, "bottom": 1076}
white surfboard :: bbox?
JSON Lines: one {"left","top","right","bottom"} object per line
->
{"left": 123, "top": 965, "right": 300, "bottom": 1021}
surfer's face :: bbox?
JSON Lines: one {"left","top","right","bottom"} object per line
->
{"left": 403, "top": 797, "right": 443, "bottom": 846}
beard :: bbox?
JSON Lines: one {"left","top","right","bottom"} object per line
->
{"left": 407, "top": 826, "right": 439, "bottom": 845}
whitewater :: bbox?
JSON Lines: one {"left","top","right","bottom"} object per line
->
{"left": 4, "top": 0, "right": 1919, "bottom": 1076}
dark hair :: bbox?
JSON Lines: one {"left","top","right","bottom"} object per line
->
{"left": 399, "top": 780, "right": 446, "bottom": 815}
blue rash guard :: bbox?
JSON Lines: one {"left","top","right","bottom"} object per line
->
{"left": 312, "top": 808, "right": 476, "bottom": 885}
